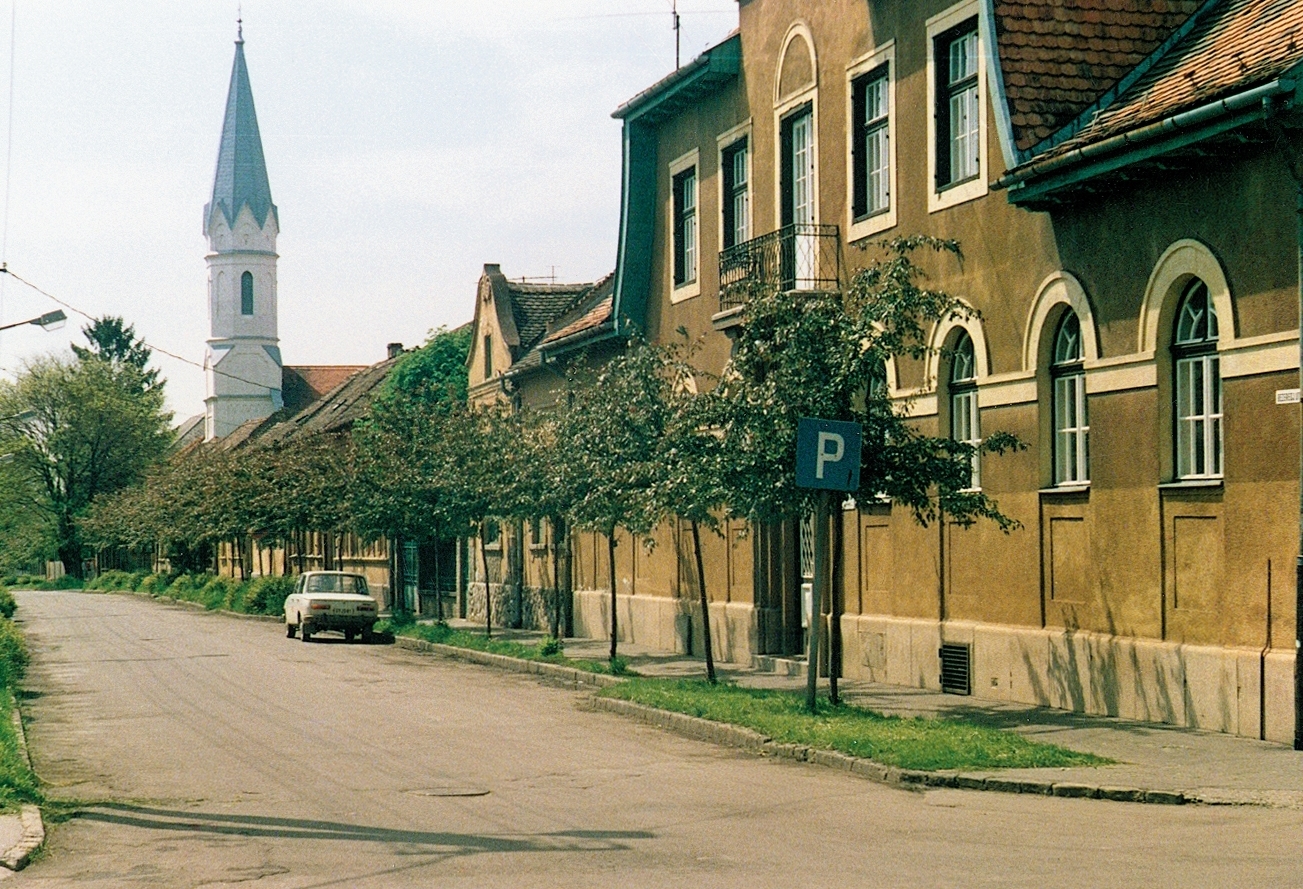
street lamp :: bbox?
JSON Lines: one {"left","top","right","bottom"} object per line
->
{"left": 0, "top": 309, "right": 66, "bottom": 333}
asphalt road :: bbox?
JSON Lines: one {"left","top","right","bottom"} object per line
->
{"left": 6, "top": 589, "right": 1303, "bottom": 888}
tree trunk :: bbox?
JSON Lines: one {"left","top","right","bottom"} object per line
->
{"left": 548, "top": 516, "right": 562, "bottom": 639}
{"left": 691, "top": 520, "right": 716, "bottom": 684}
{"left": 511, "top": 520, "right": 524, "bottom": 629}
{"left": 562, "top": 523, "right": 574, "bottom": 638}
{"left": 479, "top": 524, "right": 492, "bottom": 638}
{"left": 608, "top": 531, "right": 619, "bottom": 664}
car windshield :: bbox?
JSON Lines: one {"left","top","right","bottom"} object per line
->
{"left": 305, "top": 574, "right": 368, "bottom": 595}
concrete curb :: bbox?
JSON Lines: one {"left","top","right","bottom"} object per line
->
{"left": 0, "top": 692, "right": 44, "bottom": 870}
{"left": 587, "top": 697, "right": 1188, "bottom": 806}
{"left": 387, "top": 635, "right": 1187, "bottom": 805}
{"left": 393, "top": 636, "right": 623, "bottom": 689}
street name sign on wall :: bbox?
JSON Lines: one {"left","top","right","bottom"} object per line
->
{"left": 795, "top": 418, "right": 862, "bottom": 492}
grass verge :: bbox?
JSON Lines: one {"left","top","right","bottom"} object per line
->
{"left": 600, "top": 678, "right": 1110, "bottom": 772}
{"left": 378, "top": 619, "right": 632, "bottom": 676}
{"left": 0, "top": 590, "right": 41, "bottom": 811}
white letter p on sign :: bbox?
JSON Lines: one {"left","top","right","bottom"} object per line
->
{"left": 815, "top": 432, "right": 844, "bottom": 480}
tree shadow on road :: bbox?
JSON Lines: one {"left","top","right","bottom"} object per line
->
{"left": 74, "top": 802, "right": 654, "bottom": 854}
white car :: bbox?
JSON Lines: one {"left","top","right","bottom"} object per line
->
{"left": 284, "top": 571, "right": 378, "bottom": 643}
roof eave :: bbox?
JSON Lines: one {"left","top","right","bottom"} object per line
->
{"left": 611, "top": 33, "right": 741, "bottom": 124}
{"left": 1001, "top": 76, "right": 1298, "bottom": 209}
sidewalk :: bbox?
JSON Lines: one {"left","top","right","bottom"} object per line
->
{"left": 439, "top": 619, "right": 1303, "bottom": 809}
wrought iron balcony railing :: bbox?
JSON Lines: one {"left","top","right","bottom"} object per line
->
{"left": 719, "top": 223, "right": 840, "bottom": 311}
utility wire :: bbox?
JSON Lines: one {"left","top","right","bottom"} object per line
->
{"left": 0, "top": 265, "right": 280, "bottom": 392}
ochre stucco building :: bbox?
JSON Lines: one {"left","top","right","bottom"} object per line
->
{"left": 467, "top": 0, "right": 1303, "bottom": 743}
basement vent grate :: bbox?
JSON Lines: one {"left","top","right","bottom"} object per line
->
{"left": 939, "top": 643, "right": 971, "bottom": 696}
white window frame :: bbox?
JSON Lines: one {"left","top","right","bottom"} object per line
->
{"left": 846, "top": 41, "right": 896, "bottom": 241}
{"left": 1173, "top": 280, "right": 1222, "bottom": 480}
{"left": 950, "top": 333, "right": 981, "bottom": 490}
{"left": 717, "top": 119, "right": 753, "bottom": 252}
{"left": 926, "top": 0, "right": 988, "bottom": 213}
{"left": 1051, "top": 314, "right": 1089, "bottom": 485}
{"left": 669, "top": 148, "right": 701, "bottom": 302}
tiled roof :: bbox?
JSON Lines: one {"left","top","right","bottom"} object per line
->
{"left": 505, "top": 273, "right": 617, "bottom": 377}
{"left": 505, "top": 280, "right": 593, "bottom": 353}
{"left": 282, "top": 365, "right": 367, "bottom": 415}
{"left": 256, "top": 356, "right": 400, "bottom": 446}
{"left": 995, "top": 0, "right": 1203, "bottom": 154}
{"left": 1029, "top": 0, "right": 1303, "bottom": 163}
{"left": 540, "top": 275, "right": 615, "bottom": 348}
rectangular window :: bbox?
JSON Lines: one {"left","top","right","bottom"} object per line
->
{"left": 483, "top": 334, "right": 492, "bottom": 379}
{"left": 1176, "top": 354, "right": 1223, "bottom": 478}
{"left": 951, "top": 388, "right": 981, "bottom": 489}
{"left": 935, "top": 21, "right": 979, "bottom": 190}
{"left": 852, "top": 66, "right": 890, "bottom": 220}
{"left": 1054, "top": 372, "right": 1090, "bottom": 484}
{"left": 673, "top": 167, "right": 698, "bottom": 288}
{"left": 722, "top": 140, "right": 749, "bottom": 249}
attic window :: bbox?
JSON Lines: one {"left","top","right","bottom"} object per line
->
{"left": 483, "top": 334, "right": 492, "bottom": 378}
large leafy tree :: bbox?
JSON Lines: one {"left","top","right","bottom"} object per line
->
{"left": 1, "top": 352, "right": 172, "bottom": 576}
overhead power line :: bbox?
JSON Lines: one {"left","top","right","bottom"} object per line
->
{"left": 0, "top": 264, "right": 280, "bottom": 392}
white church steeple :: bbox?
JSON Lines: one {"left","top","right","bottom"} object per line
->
{"left": 203, "top": 26, "right": 282, "bottom": 441}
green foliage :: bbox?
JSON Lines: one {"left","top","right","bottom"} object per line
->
{"left": 536, "top": 636, "right": 563, "bottom": 657}
{"left": 717, "top": 236, "right": 1023, "bottom": 529}
{"left": 602, "top": 679, "right": 1109, "bottom": 772}
{"left": 0, "top": 689, "right": 40, "bottom": 810}
{"left": 243, "top": 576, "right": 294, "bottom": 615}
{"left": 0, "top": 620, "right": 29, "bottom": 689}
{"left": 84, "top": 570, "right": 145, "bottom": 592}
{"left": 0, "top": 346, "right": 172, "bottom": 576}
{"left": 378, "top": 324, "right": 472, "bottom": 409}
{"left": 0, "top": 589, "right": 12, "bottom": 620}
{"left": 139, "top": 573, "right": 170, "bottom": 595}
{"left": 71, "top": 315, "right": 160, "bottom": 393}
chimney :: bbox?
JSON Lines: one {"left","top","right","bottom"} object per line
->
{"left": 484, "top": 263, "right": 501, "bottom": 275}
{"left": 387, "top": 342, "right": 404, "bottom": 360}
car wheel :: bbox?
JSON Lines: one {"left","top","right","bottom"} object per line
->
{"left": 286, "top": 623, "right": 296, "bottom": 638}
{"left": 300, "top": 617, "right": 312, "bottom": 642}
{"left": 344, "top": 629, "right": 356, "bottom": 642}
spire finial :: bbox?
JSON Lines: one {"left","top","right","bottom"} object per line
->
{"left": 236, "top": 6, "right": 243, "bottom": 44}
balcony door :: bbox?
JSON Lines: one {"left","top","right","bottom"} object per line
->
{"left": 781, "top": 105, "right": 815, "bottom": 289}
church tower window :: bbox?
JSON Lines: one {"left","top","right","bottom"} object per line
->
{"left": 241, "top": 271, "right": 254, "bottom": 315}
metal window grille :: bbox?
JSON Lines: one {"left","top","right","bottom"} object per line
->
{"left": 939, "top": 643, "right": 971, "bottom": 695}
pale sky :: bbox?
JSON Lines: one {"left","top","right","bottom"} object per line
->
{"left": 0, "top": 1, "right": 738, "bottom": 420}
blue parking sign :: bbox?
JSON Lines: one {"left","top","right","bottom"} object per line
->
{"left": 795, "top": 418, "right": 862, "bottom": 492}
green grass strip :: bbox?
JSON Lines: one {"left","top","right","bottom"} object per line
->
{"left": 600, "top": 678, "right": 1110, "bottom": 772}
{"left": 0, "top": 693, "right": 41, "bottom": 811}
{"left": 384, "top": 621, "right": 632, "bottom": 676}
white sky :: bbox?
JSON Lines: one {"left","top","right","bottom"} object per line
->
{"left": 0, "top": 0, "right": 738, "bottom": 420}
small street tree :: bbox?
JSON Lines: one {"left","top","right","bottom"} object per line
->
{"left": 561, "top": 341, "right": 665, "bottom": 667}
{"left": 717, "top": 236, "right": 1022, "bottom": 708}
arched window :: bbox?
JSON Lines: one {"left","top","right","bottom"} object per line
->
{"left": 950, "top": 331, "right": 980, "bottom": 489}
{"left": 241, "top": 271, "right": 254, "bottom": 316}
{"left": 1052, "top": 312, "right": 1088, "bottom": 484}
{"left": 1173, "top": 279, "right": 1221, "bottom": 479}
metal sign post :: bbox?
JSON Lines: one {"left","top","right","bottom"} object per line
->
{"left": 796, "top": 418, "right": 862, "bottom": 712}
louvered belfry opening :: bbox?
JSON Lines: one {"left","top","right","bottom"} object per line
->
{"left": 939, "top": 643, "right": 972, "bottom": 696}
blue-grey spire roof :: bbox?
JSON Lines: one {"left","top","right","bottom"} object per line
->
{"left": 206, "top": 34, "right": 277, "bottom": 231}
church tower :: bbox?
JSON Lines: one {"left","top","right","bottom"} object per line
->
{"left": 203, "top": 25, "right": 282, "bottom": 440}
